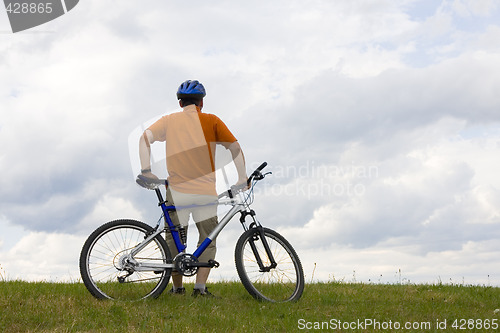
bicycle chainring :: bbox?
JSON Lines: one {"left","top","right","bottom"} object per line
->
{"left": 174, "top": 253, "right": 198, "bottom": 277}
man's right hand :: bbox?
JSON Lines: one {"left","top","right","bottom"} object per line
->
{"left": 140, "top": 170, "right": 159, "bottom": 181}
{"left": 136, "top": 171, "right": 162, "bottom": 189}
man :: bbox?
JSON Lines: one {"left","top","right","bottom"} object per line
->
{"left": 139, "top": 80, "right": 247, "bottom": 297}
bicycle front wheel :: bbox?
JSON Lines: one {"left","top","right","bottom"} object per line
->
{"left": 235, "top": 227, "right": 304, "bottom": 302}
{"left": 79, "top": 219, "right": 172, "bottom": 300}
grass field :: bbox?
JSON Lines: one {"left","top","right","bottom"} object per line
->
{"left": 1, "top": 280, "right": 499, "bottom": 332}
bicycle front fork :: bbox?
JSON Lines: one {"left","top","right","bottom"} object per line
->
{"left": 240, "top": 211, "right": 277, "bottom": 272}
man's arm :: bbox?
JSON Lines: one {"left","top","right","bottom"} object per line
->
{"left": 138, "top": 129, "right": 158, "bottom": 178}
{"left": 228, "top": 141, "right": 247, "bottom": 186}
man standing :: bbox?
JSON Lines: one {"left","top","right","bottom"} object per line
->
{"left": 139, "top": 80, "right": 247, "bottom": 297}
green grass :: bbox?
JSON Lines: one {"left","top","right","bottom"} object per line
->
{"left": 1, "top": 281, "right": 499, "bottom": 332}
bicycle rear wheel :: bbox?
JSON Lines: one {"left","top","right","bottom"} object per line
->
{"left": 79, "top": 219, "right": 172, "bottom": 300}
{"left": 235, "top": 227, "right": 304, "bottom": 302}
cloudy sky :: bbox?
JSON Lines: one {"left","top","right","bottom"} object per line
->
{"left": 1, "top": 0, "right": 500, "bottom": 286}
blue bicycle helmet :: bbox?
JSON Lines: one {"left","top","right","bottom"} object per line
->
{"left": 176, "top": 80, "right": 206, "bottom": 100}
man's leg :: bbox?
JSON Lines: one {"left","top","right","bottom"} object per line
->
{"left": 196, "top": 267, "right": 211, "bottom": 286}
{"left": 164, "top": 187, "right": 187, "bottom": 292}
{"left": 193, "top": 216, "right": 218, "bottom": 293}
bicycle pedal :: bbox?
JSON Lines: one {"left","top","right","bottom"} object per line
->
{"left": 208, "top": 259, "right": 220, "bottom": 268}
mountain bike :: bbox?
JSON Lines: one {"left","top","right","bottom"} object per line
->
{"left": 79, "top": 162, "right": 304, "bottom": 302}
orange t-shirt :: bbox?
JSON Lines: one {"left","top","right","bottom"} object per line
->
{"left": 148, "top": 105, "right": 237, "bottom": 195}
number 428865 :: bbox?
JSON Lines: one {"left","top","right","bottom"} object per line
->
{"left": 452, "top": 319, "right": 498, "bottom": 330}
{"left": 6, "top": 2, "right": 53, "bottom": 14}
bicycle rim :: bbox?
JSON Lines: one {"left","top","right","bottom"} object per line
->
{"left": 81, "top": 220, "right": 171, "bottom": 300}
{"left": 236, "top": 228, "right": 304, "bottom": 302}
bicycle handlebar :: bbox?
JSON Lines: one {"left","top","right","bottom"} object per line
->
{"left": 137, "top": 162, "right": 269, "bottom": 195}
{"left": 247, "top": 161, "right": 267, "bottom": 185}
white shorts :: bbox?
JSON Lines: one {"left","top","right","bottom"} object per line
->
{"left": 168, "top": 187, "right": 218, "bottom": 226}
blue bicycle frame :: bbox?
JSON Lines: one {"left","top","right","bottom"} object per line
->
{"left": 154, "top": 185, "right": 251, "bottom": 262}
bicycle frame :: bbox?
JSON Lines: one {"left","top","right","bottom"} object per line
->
{"left": 127, "top": 187, "right": 258, "bottom": 272}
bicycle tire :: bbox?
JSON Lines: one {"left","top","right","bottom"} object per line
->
{"left": 235, "top": 227, "right": 304, "bottom": 302}
{"left": 79, "top": 219, "right": 172, "bottom": 300}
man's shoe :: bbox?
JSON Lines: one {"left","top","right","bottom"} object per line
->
{"left": 191, "top": 287, "right": 217, "bottom": 298}
{"left": 168, "top": 287, "right": 186, "bottom": 295}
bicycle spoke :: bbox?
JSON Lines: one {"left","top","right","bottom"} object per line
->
{"left": 80, "top": 220, "right": 171, "bottom": 300}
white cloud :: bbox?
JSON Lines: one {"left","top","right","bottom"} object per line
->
{"left": 77, "top": 193, "right": 144, "bottom": 233}
{"left": 278, "top": 118, "right": 500, "bottom": 255}
{"left": 0, "top": 231, "right": 86, "bottom": 281}
{"left": 296, "top": 239, "right": 500, "bottom": 285}
{"left": 451, "top": 0, "right": 498, "bottom": 17}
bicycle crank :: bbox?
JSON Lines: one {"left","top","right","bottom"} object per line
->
{"left": 174, "top": 254, "right": 221, "bottom": 276}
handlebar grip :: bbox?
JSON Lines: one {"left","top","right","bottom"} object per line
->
{"left": 256, "top": 162, "right": 267, "bottom": 172}
{"left": 247, "top": 162, "right": 268, "bottom": 185}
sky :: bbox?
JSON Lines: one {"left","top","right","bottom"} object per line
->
{"left": 1, "top": 0, "right": 500, "bottom": 286}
